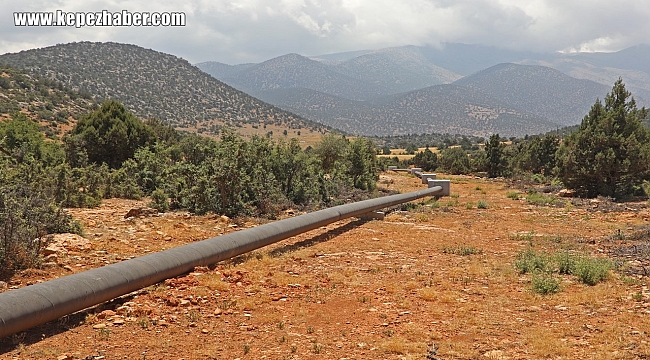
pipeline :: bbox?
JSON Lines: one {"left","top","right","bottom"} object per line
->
{"left": 0, "top": 186, "right": 442, "bottom": 338}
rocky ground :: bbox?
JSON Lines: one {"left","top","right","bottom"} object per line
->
{"left": 1, "top": 172, "right": 650, "bottom": 359}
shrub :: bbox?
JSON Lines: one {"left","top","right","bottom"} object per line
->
{"left": 0, "top": 182, "right": 81, "bottom": 279}
{"left": 531, "top": 272, "right": 561, "bottom": 295}
{"left": 477, "top": 200, "right": 488, "bottom": 209}
{"left": 149, "top": 189, "right": 169, "bottom": 212}
{"left": 572, "top": 256, "right": 611, "bottom": 286}
{"left": 515, "top": 249, "right": 550, "bottom": 274}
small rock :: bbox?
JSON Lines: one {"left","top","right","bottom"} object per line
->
{"left": 166, "top": 297, "right": 180, "bottom": 307}
{"left": 93, "top": 323, "right": 107, "bottom": 329}
{"left": 113, "top": 319, "right": 125, "bottom": 325}
{"left": 484, "top": 350, "right": 504, "bottom": 358}
{"left": 201, "top": 329, "right": 209, "bottom": 334}
{"left": 116, "top": 306, "right": 132, "bottom": 316}
{"left": 44, "top": 254, "right": 58, "bottom": 262}
{"left": 556, "top": 189, "right": 576, "bottom": 198}
{"left": 63, "top": 265, "right": 74, "bottom": 272}
{"left": 219, "top": 215, "right": 230, "bottom": 223}
{"left": 124, "top": 207, "right": 158, "bottom": 219}
{"left": 158, "top": 320, "right": 169, "bottom": 326}
{"left": 57, "top": 354, "right": 72, "bottom": 360}
{"left": 97, "top": 310, "right": 116, "bottom": 319}
{"left": 214, "top": 308, "right": 223, "bottom": 315}
{"left": 180, "top": 299, "right": 191, "bottom": 307}
{"left": 0, "top": 281, "right": 7, "bottom": 289}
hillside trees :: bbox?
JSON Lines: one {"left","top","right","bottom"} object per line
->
{"left": 556, "top": 79, "right": 650, "bottom": 198}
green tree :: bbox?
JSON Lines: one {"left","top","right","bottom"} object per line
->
{"left": 66, "top": 100, "right": 155, "bottom": 168}
{"left": 345, "top": 137, "right": 378, "bottom": 191}
{"left": 439, "top": 147, "right": 470, "bottom": 175}
{"left": 405, "top": 143, "right": 418, "bottom": 155}
{"left": 412, "top": 148, "right": 438, "bottom": 171}
{"left": 513, "top": 134, "right": 559, "bottom": 175}
{"left": 485, "top": 134, "right": 505, "bottom": 178}
{"left": 556, "top": 79, "right": 650, "bottom": 198}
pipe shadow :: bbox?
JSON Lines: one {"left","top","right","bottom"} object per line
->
{"left": 268, "top": 218, "right": 368, "bottom": 258}
{"left": 0, "top": 292, "right": 138, "bottom": 354}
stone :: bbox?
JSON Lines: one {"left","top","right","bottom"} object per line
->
{"left": 92, "top": 323, "right": 107, "bottom": 329}
{"left": 556, "top": 189, "right": 576, "bottom": 197}
{"left": 124, "top": 207, "right": 158, "bottom": 219}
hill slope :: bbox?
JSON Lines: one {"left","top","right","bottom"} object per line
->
{"left": 262, "top": 85, "right": 559, "bottom": 137}
{"left": 0, "top": 42, "right": 326, "bottom": 135}
{"left": 453, "top": 63, "right": 611, "bottom": 126}
{"left": 0, "top": 65, "right": 97, "bottom": 136}
{"left": 215, "top": 53, "right": 393, "bottom": 101}
{"left": 333, "top": 46, "right": 462, "bottom": 93}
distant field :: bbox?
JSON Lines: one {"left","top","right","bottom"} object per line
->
{"left": 377, "top": 147, "right": 439, "bottom": 160}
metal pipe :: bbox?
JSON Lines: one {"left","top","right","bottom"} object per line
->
{"left": 0, "top": 186, "right": 442, "bottom": 338}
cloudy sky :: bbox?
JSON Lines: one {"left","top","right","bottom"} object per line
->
{"left": 2, "top": 0, "right": 649, "bottom": 64}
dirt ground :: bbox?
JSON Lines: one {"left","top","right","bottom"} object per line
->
{"left": 2, "top": 172, "right": 650, "bottom": 359}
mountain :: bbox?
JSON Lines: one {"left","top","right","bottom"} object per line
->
{"left": 333, "top": 46, "right": 462, "bottom": 93}
{"left": 0, "top": 42, "right": 327, "bottom": 136}
{"left": 259, "top": 84, "right": 559, "bottom": 137}
{"left": 453, "top": 63, "right": 611, "bottom": 126}
{"left": 210, "top": 53, "right": 393, "bottom": 101}
{"left": 0, "top": 65, "right": 97, "bottom": 137}
{"left": 194, "top": 61, "right": 255, "bottom": 80}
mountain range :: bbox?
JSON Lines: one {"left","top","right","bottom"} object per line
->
{"left": 198, "top": 43, "right": 650, "bottom": 137}
{"left": 1, "top": 41, "right": 648, "bottom": 138}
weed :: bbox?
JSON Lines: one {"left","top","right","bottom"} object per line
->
{"left": 555, "top": 250, "right": 574, "bottom": 275}
{"left": 475, "top": 186, "right": 482, "bottom": 191}
{"left": 633, "top": 292, "right": 644, "bottom": 301}
{"left": 573, "top": 256, "right": 611, "bottom": 286}
{"left": 477, "top": 200, "right": 488, "bottom": 209}
{"left": 359, "top": 296, "right": 370, "bottom": 303}
{"left": 465, "top": 202, "right": 474, "bottom": 209}
{"left": 507, "top": 191, "right": 520, "bottom": 200}
{"left": 621, "top": 276, "right": 641, "bottom": 286}
{"left": 383, "top": 329, "right": 395, "bottom": 337}
{"left": 511, "top": 231, "right": 534, "bottom": 242}
{"left": 279, "top": 335, "right": 286, "bottom": 343}
{"left": 415, "top": 213, "right": 428, "bottom": 222}
{"left": 291, "top": 345, "right": 297, "bottom": 353}
{"left": 526, "top": 191, "right": 557, "bottom": 206}
{"left": 137, "top": 317, "right": 150, "bottom": 329}
{"left": 531, "top": 272, "right": 561, "bottom": 295}
{"left": 442, "top": 245, "right": 483, "bottom": 256}
{"left": 243, "top": 344, "right": 250, "bottom": 355}
{"left": 97, "top": 327, "right": 111, "bottom": 339}
{"left": 312, "top": 343, "right": 323, "bottom": 354}
{"left": 188, "top": 310, "right": 201, "bottom": 322}
{"left": 515, "top": 249, "right": 550, "bottom": 274}
{"left": 277, "top": 321, "right": 285, "bottom": 330}
{"left": 451, "top": 193, "right": 460, "bottom": 199}
{"left": 307, "top": 326, "right": 315, "bottom": 334}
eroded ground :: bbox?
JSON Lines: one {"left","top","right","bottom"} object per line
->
{"left": 2, "top": 173, "right": 650, "bottom": 359}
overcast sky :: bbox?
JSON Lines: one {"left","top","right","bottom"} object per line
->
{"left": 2, "top": 0, "right": 649, "bottom": 64}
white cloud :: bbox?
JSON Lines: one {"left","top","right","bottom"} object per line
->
{"left": 1, "top": 0, "right": 649, "bottom": 63}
